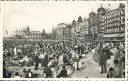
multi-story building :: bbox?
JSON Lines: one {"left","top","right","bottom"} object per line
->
{"left": 55, "top": 23, "right": 67, "bottom": 40}
{"left": 71, "top": 17, "right": 89, "bottom": 43}
{"left": 78, "top": 18, "right": 88, "bottom": 35}
{"left": 97, "top": 3, "right": 125, "bottom": 42}
{"left": 14, "top": 27, "right": 30, "bottom": 38}
{"left": 71, "top": 20, "right": 77, "bottom": 41}
{"left": 87, "top": 11, "right": 99, "bottom": 45}
{"left": 63, "top": 25, "right": 72, "bottom": 40}
{"left": 28, "top": 31, "right": 42, "bottom": 39}
{"left": 78, "top": 18, "right": 89, "bottom": 42}
{"left": 88, "top": 11, "right": 98, "bottom": 34}
{"left": 14, "top": 27, "right": 42, "bottom": 39}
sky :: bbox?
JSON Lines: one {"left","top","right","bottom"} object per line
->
{"left": 2, "top": 1, "right": 121, "bottom": 37}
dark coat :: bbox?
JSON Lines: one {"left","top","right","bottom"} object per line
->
{"left": 34, "top": 55, "right": 40, "bottom": 63}
{"left": 99, "top": 48, "right": 108, "bottom": 65}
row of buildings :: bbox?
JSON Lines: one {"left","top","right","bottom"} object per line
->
{"left": 55, "top": 3, "right": 125, "bottom": 44}
{"left": 14, "top": 27, "right": 52, "bottom": 39}
{"left": 10, "top": 3, "right": 125, "bottom": 44}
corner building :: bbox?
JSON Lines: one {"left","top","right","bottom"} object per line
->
{"left": 97, "top": 3, "right": 125, "bottom": 42}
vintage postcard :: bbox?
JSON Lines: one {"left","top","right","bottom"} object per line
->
{"left": 0, "top": 0, "right": 127, "bottom": 80}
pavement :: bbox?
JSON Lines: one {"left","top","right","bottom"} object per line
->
{"left": 71, "top": 51, "right": 106, "bottom": 78}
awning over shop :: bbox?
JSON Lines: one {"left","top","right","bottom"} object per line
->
{"left": 119, "top": 33, "right": 125, "bottom": 37}
{"left": 103, "top": 33, "right": 120, "bottom": 38}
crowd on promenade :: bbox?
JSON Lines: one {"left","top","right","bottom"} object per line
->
{"left": 3, "top": 40, "right": 125, "bottom": 78}
{"left": 92, "top": 42, "right": 125, "bottom": 78}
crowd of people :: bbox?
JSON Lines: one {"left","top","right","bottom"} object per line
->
{"left": 92, "top": 42, "right": 125, "bottom": 78}
{"left": 3, "top": 40, "right": 125, "bottom": 78}
{"left": 3, "top": 40, "right": 86, "bottom": 78}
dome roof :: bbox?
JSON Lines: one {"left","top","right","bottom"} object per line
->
{"left": 89, "top": 12, "right": 96, "bottom": 16}
{"left": 72, "top": 20, "right": 76, "bottom": 23}
{"left": 72, "top": 20, "right": 76, "bottom": 26}
{"left": 97, "top": 7, "right": 106, "bottom": 12}
{"left": 77, "top": 16, "right": 82, "bottom": 23}
{"left": 97, "top": 5, "right": 106, "bottom": 12}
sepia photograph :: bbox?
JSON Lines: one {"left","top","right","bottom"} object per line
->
{"left": 2, "top": 1, "right": 125, "bottom": 78}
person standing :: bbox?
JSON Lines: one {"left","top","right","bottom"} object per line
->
{"left": 100, "top": 47, "right": 108, "bottom": 73}
{"left": 34, "top": 53, "right": 40, "bottom": 70}
{"left": 114, "top": 59, "right": 122, "bottom": 78}
{"left": 39, "top": 53, "right": 45, "bottom": 67}
{"left": 98, "top": 43, "right": 103, "bottom": 66}
{"left": 43, "top": 52, "right": 49, "bottom": 67}
{"left": 72, "top": 50, "right": 80, "bottom": 70}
